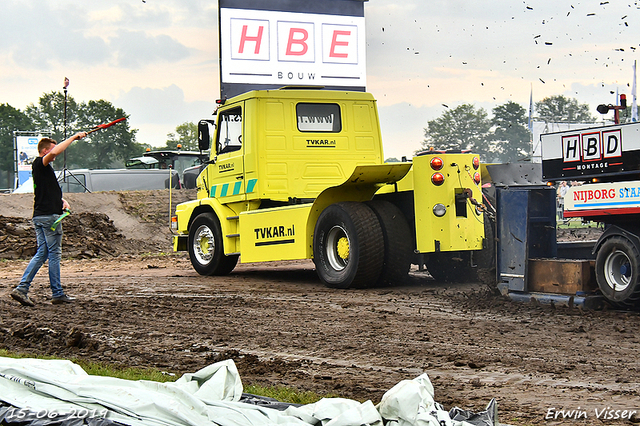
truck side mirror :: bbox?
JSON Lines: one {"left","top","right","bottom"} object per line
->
{"left": 198, "top": 121, "right": 211, "bottom": 151}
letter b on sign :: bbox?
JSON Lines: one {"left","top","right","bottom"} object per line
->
{"left": 581, "top": 132, "right": 601, "bottom": 161}
{"left": 278, "top": 21, "right": 315, "bottom": 62}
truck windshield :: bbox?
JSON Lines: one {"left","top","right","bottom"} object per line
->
{"left": 217, "top": 107, "right": 242, "bottom": 154}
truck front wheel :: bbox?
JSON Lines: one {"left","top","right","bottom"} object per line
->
{"left": 595, "top": 236, "right": 640, "bottom": 309}
{"left": 313, "top": 202, "right": 384, "bottom": 288}
{"left": 188, "top": 213, "right": 238, "bottom": 276}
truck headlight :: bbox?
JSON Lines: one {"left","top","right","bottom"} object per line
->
{"left": 433, "top": 203, "right": 446, "bottom": 217}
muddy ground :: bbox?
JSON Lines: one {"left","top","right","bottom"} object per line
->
{"left": 0, "top": 190, "right": 638, "bottom": 425}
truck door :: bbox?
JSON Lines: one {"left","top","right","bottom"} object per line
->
{"left": 209, "top": 105, "right": 246, "bottom": 202}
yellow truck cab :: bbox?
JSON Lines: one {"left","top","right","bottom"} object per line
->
{"left": 173, "top": 88, "right": 486, "bottom": 288}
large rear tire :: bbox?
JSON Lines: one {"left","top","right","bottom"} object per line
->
{"left": 313, "top": 202, "right": 384, "bottom": 288}
{"left": 595, "top": 236, "right": 640, "bottom": 309}
{"left": 366, "top": 200, "right": 413, "bottom": 286}
{"left": 188, "top": 213, "right": 239, "bottom": 276}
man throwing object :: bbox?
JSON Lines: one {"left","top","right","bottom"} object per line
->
{"left": 11, "top": 131, "right": 87, "bottom": 306}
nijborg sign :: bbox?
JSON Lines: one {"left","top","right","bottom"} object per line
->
{"left": 541, "top": 122, "right": 640, "bottom": 180}
{"left": 219, "top": 0, "right": 367, "bottom": 99}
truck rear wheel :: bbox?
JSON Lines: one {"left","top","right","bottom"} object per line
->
{"left": 366, "top": 200, "right": 413, "bottom": 286}
{"left": 313, "top": 202, "right": 384, "bottom": 288}
{"left": 188, "top": 213, "right": 238, "bottom": 276}
{"left": 595, "top": 236, "right": 640, "bottom": 309}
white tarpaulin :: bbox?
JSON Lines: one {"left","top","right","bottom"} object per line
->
{"left": 0, "top": 357, "right": 495, "bottom": 426}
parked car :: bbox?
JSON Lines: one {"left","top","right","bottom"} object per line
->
{"left": 126, "top": 149, "right": 208, "bottom": 186}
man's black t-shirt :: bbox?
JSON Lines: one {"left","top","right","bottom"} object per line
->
{"left": 32, "top": 156, "right": 63, "bottom": 217}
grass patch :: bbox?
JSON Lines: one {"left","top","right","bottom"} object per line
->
{"left": 0, "top": 349, "right": 177, "bottom": 383}
{"left": 556, "top": 217, "right": 602, "bottom": 230}
{"left": 243, "top": 384, "right": 339, "bottom": 405}
{"left": 0, "top": 349, "right": 334, "bottom": 405}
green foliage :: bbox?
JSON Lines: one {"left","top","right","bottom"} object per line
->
{"left": 0, "top": 103, "right": 34, "bottom": 187}
{"left": 490, "top": 101, "right": 531, "bottom": 162}
{"left": 535, "top": 95, "right": 594, "bottom": 123}
{"left": 22, "top": 92, "right": 144, "bottom": 169}
{"left": 243, "top": 385, "right": 339, "bottom": 405}
{"left": 24, "top": 91, "right": 75, "bottom": 142}
{"left": 165, "top": 122, "right": 198, "bottom": 151}
{"left": 0, "top": 349, "right": 177, "bottom": 383}
{"left": 70, "top": 100, "right": 141, "bottom": 169}
{"left": 421, "top": 104, "right": 491, "bottom": 160}
{"left": 0, "top": 349, "right": 337, "bottom": 405}
{"left": 619, "top": 104, "right": 639, "bottom": 124}
{"left": 422, "top": 96, "right": 593, "bottom": 163}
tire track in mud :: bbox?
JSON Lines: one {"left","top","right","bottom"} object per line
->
{"left": 1, "top": 256, "right": 639, "bottom": 425}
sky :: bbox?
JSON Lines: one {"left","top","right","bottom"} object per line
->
{"left": 1, "top": 0, "right": 638, "bottom": 160}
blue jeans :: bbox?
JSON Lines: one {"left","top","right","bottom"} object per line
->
{"left": 16, "top": 215, "right": 65, "bottom": 298}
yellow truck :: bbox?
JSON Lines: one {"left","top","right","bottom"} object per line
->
{"left": 172, "top": 88, "right": 486, "bottom": 288}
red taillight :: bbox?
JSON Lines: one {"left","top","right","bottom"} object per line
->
{"left": 474, "top": 172, "right": 481, "bottom": 185}
{"left": 432, "top": 172, "right": 445, "bottom": 186}
{"left": 472, "top": 157, "right": 480, "bottom": 170}
{"left": 430, "top": 157, "right": 444, "bottom": 171}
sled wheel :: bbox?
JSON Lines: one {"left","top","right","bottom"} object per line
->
{"left": 188, "top": 213, "right": 238, "bottom": 276}
{"left": 366, "top": 200, "right": 413, "bottom": 286}
{"left": 313, "top": 202, "right": 384, "bottom": 288}
{"left": 595, "top": 236, "right": 640, "bottom": 309}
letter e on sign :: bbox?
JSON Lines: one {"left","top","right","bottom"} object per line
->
{"left": 278, "top": 21, "right": 315, "bottom": 62}
{"left": 231, "top": 18, "right": 270, "bottom": 60}
{"left": 322, "top": 24, "right": 358, "bottom": 64}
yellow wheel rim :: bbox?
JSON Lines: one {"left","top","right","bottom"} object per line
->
{"left": 337, "top": 236, "right": 350, "bottom": 260}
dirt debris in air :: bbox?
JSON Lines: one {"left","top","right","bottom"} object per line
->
{"left": 1, "top": 190, "right": 639, "bottom": 426}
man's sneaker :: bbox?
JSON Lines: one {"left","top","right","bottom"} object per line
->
{"left": 11, "top": 289, "right": 35, "bottom": 307}
{"left": 52, "top": 294, "right": 75, "bottom": 304}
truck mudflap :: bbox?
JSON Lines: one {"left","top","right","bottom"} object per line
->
{"left": 173, "top": 234, "right": 188, "bottom": 252}
{"left": 307, "top": 163, "right": 412, "bottom": 236}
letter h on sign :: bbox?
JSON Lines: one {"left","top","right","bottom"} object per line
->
{"left": 562, "top": 135, "right": 580, "bottom": 162}
{"left": 231, "top": 18, "right": 270, "bottom": 60}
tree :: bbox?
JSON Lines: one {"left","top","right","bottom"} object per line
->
{"left": 24, "top": 91, "right": 77, "bottom": 142}
{"left": 70, "top": 100, "right": 141, "bottom": 169}
{"left": 165, "top": 122, "right": 198, "bottom": 151}
{"left": 535, "top": 95, "right": 594, "bottom": 123}
{"left": 490, "top": 101, "right": 531, "bottom": 162}
{"left": 24, "top": 92, "right": 142, "bottom": 169}
{"left": 0, "top": 104, "right": 34, "bottom": 189}
{"left": 421, "top": 104, "right": 492, "bottom": 160}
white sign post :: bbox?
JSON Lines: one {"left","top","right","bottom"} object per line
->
{"left": 14, "top": 134, "right": 41, "bottom": 189}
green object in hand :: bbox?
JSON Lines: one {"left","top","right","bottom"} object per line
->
{"left": 51, "top": 209, "right": 71, "bottom": 231}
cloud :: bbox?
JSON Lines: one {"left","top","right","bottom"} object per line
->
{"left": 378, "top": 102, "right": 441, "bottom": 159}
{"left": 116, "top": 84, "right": 214, "bottom": 124}
{"left": 109, "top": 30, "right": 191, "bottom": 69}
{"left": 114, "top": 84, "right": 215, "bottom": 146}
{"left": 0, "top": 1, "right": 191, "bottom": 70}
{"left": 0, "top": 2, "right": 108, "bottom": 69}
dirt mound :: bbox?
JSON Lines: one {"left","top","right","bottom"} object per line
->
{"left": 0, "top": 189, "right": 196, "bottom": 260}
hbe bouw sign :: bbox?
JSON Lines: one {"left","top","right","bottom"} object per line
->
{"left": 219, "top": 0, "right": 367, "bottom": 99}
